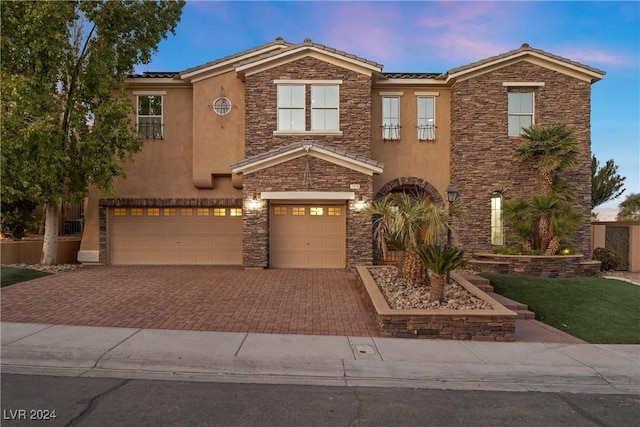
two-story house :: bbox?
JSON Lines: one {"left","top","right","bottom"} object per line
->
{"left": 77, "top": 38, "right": 605, "bottom": 268}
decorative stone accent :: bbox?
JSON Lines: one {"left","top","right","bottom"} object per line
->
{"left": 374, "top": 176, "right": 444, "bottom": 206}
{"left": 242, "top": 157, "right": 373, "bottom": 268}
{"left": 450, "top": 62, "right": 593, "bottom": 258}
{"left": 468, "top": 253, "right": 602, "bottom": 277}
{"left": 356, "top": 266, "right": 516, "bottom": 340}
{"left": 240, "top": 55, "right": 376, "bottom": 268}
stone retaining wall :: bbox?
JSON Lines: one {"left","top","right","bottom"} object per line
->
{"left": 468, "top": 253, "right": 601, "bottom": 277}
{"left": 356, "top": 266, "right": 516, "bottom": 341}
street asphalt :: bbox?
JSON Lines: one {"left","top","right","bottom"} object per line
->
{"left": 1, "top": 322, "right": 638, "bottom": 395}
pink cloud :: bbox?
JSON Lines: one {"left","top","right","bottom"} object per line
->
{"left": 555, "top": 48, "right": 634, "bottom": 67}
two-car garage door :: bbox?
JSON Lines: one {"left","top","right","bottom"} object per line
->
{"left": 109, "top": 207, "right": 242, "bottom": 265}
{"left": 270, "top": 204, "right": 346, "bottom": 268}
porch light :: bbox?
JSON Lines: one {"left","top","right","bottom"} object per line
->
{"left": 248, "top": 193, "right": 261, "bottom": 211}
{"left": 445, "top": 185, "right": 459, "bottom": 204}
{"left": 354, "top": 196, "right": 367, "bottom": 211}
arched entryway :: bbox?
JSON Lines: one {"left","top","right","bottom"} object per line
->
{"left": 374, "top": 177, "right": 444, "bottom": 206}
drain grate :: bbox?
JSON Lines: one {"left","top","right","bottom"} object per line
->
{"left": 355, "top": 344, "right": 376, "bottom": 355}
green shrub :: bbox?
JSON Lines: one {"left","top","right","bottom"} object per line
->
{"left": 0, "top": 200, "right": 37, "bottom": 240}
{"left": 491, "top": 246, "right": 542, "bottom": 255}
{"left": 592, "top": 247, "right": 622, "bottom": 271}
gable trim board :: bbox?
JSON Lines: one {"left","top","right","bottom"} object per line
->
{"left": 231, "top": 142, "right": 383, "bottom": 176}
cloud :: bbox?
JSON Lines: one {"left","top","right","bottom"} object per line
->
{"left": 555, "top": 48, "right": 636, "bottom": 68}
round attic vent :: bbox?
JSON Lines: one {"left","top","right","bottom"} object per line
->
{"left": 212, "top": 97, "right": 232, "bottom": 115}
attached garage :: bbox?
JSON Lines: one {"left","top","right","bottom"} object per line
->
{"left": 270, "top": 204, "right": 346, "bottom": 268}
{"left": 108, "top": 206, "right": 242, "bottom": 265}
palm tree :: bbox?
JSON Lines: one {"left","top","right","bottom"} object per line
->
{"left": 531, "top": 195, "right": 560, "bottom": 253}
{"left": 503, "top": 198, "right": 534, "bottom": 250}
{"left": 364, "top": 192, "right": 449, "bottom": 284}
{"left": 416, "top": 244, "right": 467, "bottom": 302}
{"left": 515, "top": 124, "right": 579, "bottom": 195}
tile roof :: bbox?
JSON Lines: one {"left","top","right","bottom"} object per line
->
{"left": 179, "top": 37, "right": 292, "bottom": 76}
{"left": 445, "top": 43, "right": 606, "bottom": 77}
{"left": 230, "top": 141, "right": 384, "bottom": 171}
{"left": 381, "top": 72, "right": 441, "bottom": 79}
{"left": 128, "top": 72, "right": 179, "bottom": 78}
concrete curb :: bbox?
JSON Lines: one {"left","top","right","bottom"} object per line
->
{"left": 2, "top": 322, "right": 638, "bottom": 395}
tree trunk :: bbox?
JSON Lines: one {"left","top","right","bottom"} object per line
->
{"left": 41, "top": 203, "right": 59, "bottom": 265}
{"left": 538, "top": 213, "right": 552, "bottom": 252}
{"left": 401, "top": 249, "right": 425, "bottom": 285}
{"left": 546, "top": 236, "right": 561, "bottom": 256}
{"left": 429, "top": 273, "right": 446, "bottom": 302}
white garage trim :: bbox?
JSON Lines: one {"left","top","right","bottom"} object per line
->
{"left": 261, "top": 191, "right": 355, "bottom": 200}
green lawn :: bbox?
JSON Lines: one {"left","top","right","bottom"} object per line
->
{"left": 1, "top": 266, "right": 52, "bottom": 288}
{"left": 483, "top": 274, "right": 640, "bottom": 344}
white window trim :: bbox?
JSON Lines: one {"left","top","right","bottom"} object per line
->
{"left": 275, "top": 81, "right": 342, "bottom": 134}
{"left": 417, "top": 96, "right": 436, "bottom": 141}
{"left": 311, "top": 84, "right": 340, "bottom": 131}
{"left": 414, "top": 91, "right": 440, "bottom": 96}
{"left": 136, "top": 94, "right": 164, "bottom": 139}
{"left": 507, "top": 92, "right": 535, "bottom": 137}
{"left": 382, "top": 95, "right": 400, "bottom": 140}
{"left": 379, "top": 91, "right": 404, "bottom": 96}
{"left": 502, "top": 82, "right": 545, "bottom": 87}
{"left": 277, "top": 84, "right": 305, "bottom": 132}
{"left": 491, "top": 192, "right": 504, "bottom": 246}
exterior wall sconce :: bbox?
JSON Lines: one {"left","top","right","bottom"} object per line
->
{"left": 354, "top": 196, "right": 367, "bottom": 211}
{"left": 247, "top": 193, "right": 261, "bottom": 211}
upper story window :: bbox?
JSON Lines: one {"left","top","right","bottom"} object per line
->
{"left": 276, "top": 81, "right": 341, "bottom": 133}
{"left": 491, "top": 191, "right": 503, "bottom": 245}
{"left": 277, "top": 85, "right": 305, "bottom": 131}
{"left": 137, "top": 95, "right": 163, "bottom": 139}
{"left": 417, "top": 96, "right": 435, "bottom": 141}
{"left": 508, "top": 92, "right": 533, "bottom": 136}
{"left": 382, "top": 96, "right": 400, "bottom": 140}
{"left": 311, "top": 85, "right": 339, "bottom": 131}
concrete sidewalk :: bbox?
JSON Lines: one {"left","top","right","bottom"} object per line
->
{"left": 2, "top": 322, "right": 638, "bottom": 395}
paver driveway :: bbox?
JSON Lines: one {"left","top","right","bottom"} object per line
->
{"left": 0, "top": 266, "right": 379, "bottom": 337}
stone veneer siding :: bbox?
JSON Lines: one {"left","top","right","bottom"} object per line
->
{"left": 241, "top": 56, "right": 376, "bottom": 268}
{"left": 242, "top": 157, "right": 373, "bottom": 268}
{"left": 450, "top": 62, "right": 593, "bottom": 256}
{"left": 468, "top": 254, "right": 601, "bottom": 277}
{"left": 98, "top": 198, "right": 242, "bottom": 264}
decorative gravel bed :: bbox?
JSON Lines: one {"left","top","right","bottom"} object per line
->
{"left": 368, "top": 266, "right": 492, "bottom": 310}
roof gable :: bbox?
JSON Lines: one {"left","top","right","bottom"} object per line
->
{"left": 235, "top": 38, "right": 383, "bottom": 79}
{"left": 179, "top": 38, "right": 292, "bottom": 83}
{"left": 445, "top": 43, "right": 605, "bottom": 84}
{"left": 230, "top": 141, "right": 383, "bottom": 176}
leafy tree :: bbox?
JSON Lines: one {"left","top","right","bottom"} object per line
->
{"left": 0, "top": 200, "right": 38, "bottom": 240}
{"left": 591, "top": 156, "right": 625, "bottom": 208}
{"left": 1, "top": 0, "right": 185, "bottom": 264}
{"left": 617, "top": 193, "right": 640, "bottom": 221}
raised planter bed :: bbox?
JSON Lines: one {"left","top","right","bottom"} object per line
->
{"left": 468, "top": 253, "right": 601, "bottom": 277}
{"left": 356, "top": 265, "right": 516, "bottom": 341}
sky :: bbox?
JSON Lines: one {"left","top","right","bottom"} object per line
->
{"left": 138, "top": 0, "right": 639, "bottom": 219}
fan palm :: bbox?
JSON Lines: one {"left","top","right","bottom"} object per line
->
{"left": 416, "top": 244, "right": 467, "bottom": 302}
{"left": 515, "top": 124, "right": 579, "bottom": 195}
{"left": 364, "top": 192, "right": 449, "bottom": 284}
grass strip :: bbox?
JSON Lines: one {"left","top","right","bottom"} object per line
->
{"left": 1, "top": 266, "right": 52, "bottom": 288}
{"left": 483, "top": 274, "right": 640, "bottom": 344}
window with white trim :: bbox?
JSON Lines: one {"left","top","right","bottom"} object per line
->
{"left": 137, "top": 95, "right": 163, "bottom": 139}
{"left": 491, "top": 192, "right": 503, "bottom": 245}
{"left": 382, "top": 96, "right": 400, "bottom": 140}
{"left": 277, "top": 85, "right": 305, "bottom": 131}
{"left": 417, "top": 96, "right": 435, "bottom": 140}
{"left": 508, "top": 92, "right": 533, "bottom": 136}
{"left": 311, "top": 85, "right": 339, "bottom": 130}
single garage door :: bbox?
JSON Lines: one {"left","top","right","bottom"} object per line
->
{"left": 270, "top": 204, "right": 346, "bottom": 268}
{"left": 109, "top": 207, "right": 242, "bottom": 265}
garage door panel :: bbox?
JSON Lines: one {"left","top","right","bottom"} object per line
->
{"left": 270, "top": 204, "right": 345, "bottom": 269}
{"left": 109, "top": 207, "right": 242, "bottom": 265}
